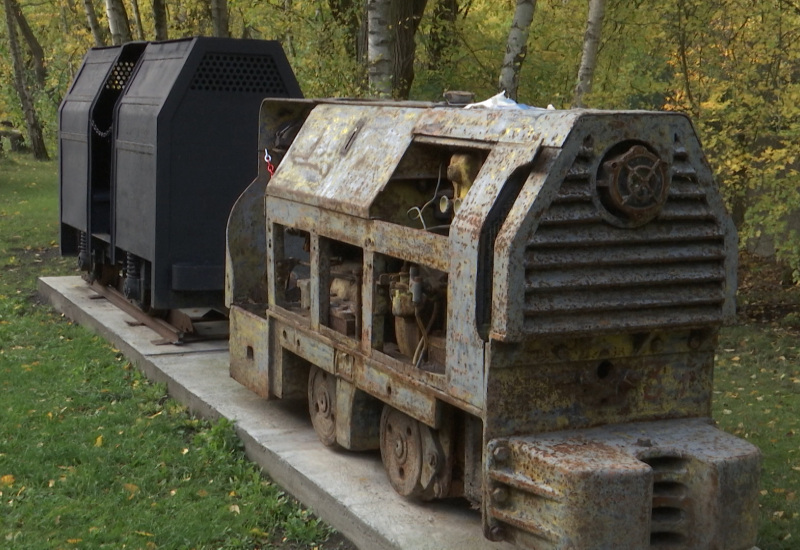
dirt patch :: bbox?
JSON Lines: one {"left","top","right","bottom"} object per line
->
{"left": 737, "top": 252, "right": 800, "bottom": 328}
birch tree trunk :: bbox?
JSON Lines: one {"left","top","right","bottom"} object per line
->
{"left": 210, "top": 0, "right": 229, "bottom": 37}
{"left": 83, "top": 0, "right": 108, "bottom": 46}
{"left": 105, "top": 0, "right": 132, "bottom": 45}
{"left": 498, "top": 0, "right": 536, "bottom": 101}
{"left": 3, "top": 0, "right": 49, "bottom": 160}
{"left": 367, "top": 0, "right": 393, "bottom": 98}
{"left": 153, "top": 0, "right": 168, "bottom": 40}
{"left": 9, "top": 0, "right": 46, "bottom": 89}
{"left": 572, "top": 0, "right": 606, "bottom": 108}
{"left": 129, "top": 0, "right": 145, "bottom": 40}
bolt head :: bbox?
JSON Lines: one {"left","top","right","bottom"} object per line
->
{"left": 493, "top": 445, "right": 510, "bottom": 463}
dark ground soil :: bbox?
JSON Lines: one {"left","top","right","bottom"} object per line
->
{"left": 737, "top": 252, "right": 800, "bottom": 330}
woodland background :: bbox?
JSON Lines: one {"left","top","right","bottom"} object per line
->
{"left": 1, "top": 0, "right": 800, "bottom": 279}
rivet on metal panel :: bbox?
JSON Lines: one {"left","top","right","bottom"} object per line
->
{"left": 491, "top": 485, "right": 510, "bottom": 506}
{"left": 650, "top": 337, "right": 664, "bottom": 353}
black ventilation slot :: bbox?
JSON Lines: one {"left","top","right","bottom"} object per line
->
{"left": 105, "top": 60, "right": 137, "bottom": 90}
{"left": 190, "top": 53, "right": 289, "bottom": 94}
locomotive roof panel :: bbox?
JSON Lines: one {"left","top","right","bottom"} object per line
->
{"left": 266, "top": 103, "right": 692, "bottom": 217}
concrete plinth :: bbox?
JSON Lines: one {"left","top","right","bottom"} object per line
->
{"left": 38, "top": 276, "right": 515, "bottom": 550}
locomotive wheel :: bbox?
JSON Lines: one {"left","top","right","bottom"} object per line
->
{"left": 308, "top": 366, "right": 338, "bottom": 447}
{"left": 379, "top": 405, "right": 424, "bottom": 497}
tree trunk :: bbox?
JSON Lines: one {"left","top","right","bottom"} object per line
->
{"left": 498, "top": 0, "right": 536, "bottom": 101}
{"left": 153, "top": 0, "right": 168, "bottom": 40}
{"left": 572, "top": 0, "right": 606, "bottom": 108}
{"left": 3, "top": 0, "right": 49, "bottom": 160}
{"left": 391, "top": 0, "right": 426, "bottom": 99}
{"left": 428, "top": 0, "right": 458, "bottom": 70}
{"left": 367, "top": 0, "right": 393, "bottom": 98}
{"left": 210, "top": 0, "right": 229, "bottom": 37}
{"left": 129, "top": 0, "right": 145, "bottom": 40}
{"left": 105, "top": 0, "right": 133, "bottom": 44}
{"left": 9, "top": 0, "right": 46, "bottom": 89}
{"left": 83, "top": 0, "right": 108, "bottom": 46}
{"left": 329, "top": 0, "right": 364, "bottom": 62}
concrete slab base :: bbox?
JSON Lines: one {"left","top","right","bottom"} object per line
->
{"left": 39, "top": 276, "right": 516, "bottom": 550}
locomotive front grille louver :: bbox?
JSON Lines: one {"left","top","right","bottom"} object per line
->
{"left": 642, "top": 455, "right": 692, "bottom": 548}
{"left": 523, "top": 138, "right": 727, "bottom": 335}
{"left": 190, "top": 53, "right": 290, "bottom": 95}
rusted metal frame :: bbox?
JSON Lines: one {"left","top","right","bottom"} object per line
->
{"left": 228, "top": 304, "right": 270, "bottom": 397}
{"left": 445, "top": 140, "right": 543, "bottom": 411}
{"left": 482, "top": 341, "right": 715, "bottom": 440}
{"left": 364, "top": 250, "right": 385, "bottom": 354}
{"left": 266, "top": 306, "right": 483, "bottom": 425}
{"left": 89, "top": 281, "right": 183, "bottom": 344}
{"left": 224, "top": 174, "right": 269, "bottom": 308}
{"left": 265, "top": 221, "right": 283, "bottom": 308}
{"left": 520, "top": 308, "right": 726, "bottom": 337}
{"left": 490, "top": 144, "right": 578, "bottom": 343}
{"left": 413, "top": 107, "right": 575, "bottom": 150}
{"left": 310, "top": 233, "right": 330, "bottom": 333}
{"left": 266, "top": 104, "right": 422, "bottom": 218}
{"left": 266, "top": 196, "right": 450, "bottom": 272}
{"left": 483, "top": 418, "right": 760, "bottom": 549}
{"left": 678, "top": 127, "right": 738, "bottom": 323}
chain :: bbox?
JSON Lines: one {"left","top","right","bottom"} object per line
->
{"left": 90, "top": 119, "right": 113, "bottom": 138}
{"left": 264, "top": 148, "right": 275, "bottom": 176}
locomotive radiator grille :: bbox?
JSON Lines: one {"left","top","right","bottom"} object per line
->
{"left": 523, "top": 140, "right": 727, "bottom": 335}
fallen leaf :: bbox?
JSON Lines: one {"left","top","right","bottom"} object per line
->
{"left": 123, "top": 483, "right": 139, "bottom": 500}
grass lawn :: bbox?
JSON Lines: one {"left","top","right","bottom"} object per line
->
{"left": 0, "top": 153, "right": 349, "bottom": 549}
{"left": 1, "top": 151, "right": 798, "bottom": 549}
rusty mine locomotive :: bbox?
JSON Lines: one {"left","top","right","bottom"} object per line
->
{"left": 225, "top": 98, "right": 762, "bottom": 549}
{"left": 58, "top": 39, "right": 761, "bottom": 550}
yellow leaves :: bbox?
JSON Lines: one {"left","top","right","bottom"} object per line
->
{"left": 0, "top": 474, "right": 15, "bottom": 486}
{"left": 123, "top": 483, "right": 139, "bottom": 500}
{"left": 94, "top": 435, "right": 103, "bottom": 447}
{"left": 196, "top": 489, "right": 208, "bottom": 498}
{"left": 229, "top": 504, "right": 241, "bottom": 514}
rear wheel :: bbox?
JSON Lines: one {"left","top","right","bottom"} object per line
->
{"left": 308, "top": 366, "right": 338, "bottom": 447}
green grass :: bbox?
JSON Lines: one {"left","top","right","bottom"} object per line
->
{"left": 0, "top": 153, "right": 345, "bottom": 549}
{"left": 1, "top": 151, "right": 799, "bottom": 549}
{"left": 715, "top": 325, "right": 800, "bottom": 550}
